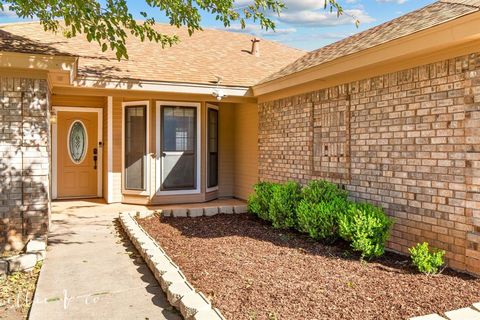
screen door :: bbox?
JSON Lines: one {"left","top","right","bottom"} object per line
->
{"left": 160, "top": 106, "right": 197, "bottom": 190}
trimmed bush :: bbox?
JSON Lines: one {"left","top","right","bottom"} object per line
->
{"left": 301, "top": 180, "right": 348, "bottom": 203}
{"left": 268, "top": 181, "right": 302, "bottom": 229}
{"left": 409, "top": 242, "right": 445, "bottom": 274}
{"left": 296, "top": 180, "right": 349, "bottom": 240}
{"left": 248, "top": 179, "right": 394, "bottom": 260}
{"left": 296, "top": 197, "right": 347, "bottom": 240}
{"left": 338, "top": 202, "right": 393, "bottom": 259}
{"left": 248, "top": 181, "right": 276, "bottom": 221}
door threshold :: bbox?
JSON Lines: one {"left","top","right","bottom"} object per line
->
{"left": 54, "top": 196, "right": 102, "bottom": 200}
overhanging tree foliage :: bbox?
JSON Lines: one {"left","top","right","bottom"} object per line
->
{"left": 0, "top": 0, "right": 344, "bottom": 60}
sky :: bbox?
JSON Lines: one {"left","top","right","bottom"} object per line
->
{"left": 0, "top": 0, "right": 436, "bottom": 51}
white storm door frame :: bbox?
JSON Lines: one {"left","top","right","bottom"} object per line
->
{"left": 155, "top": 101, "right": 201, "bottom": 195}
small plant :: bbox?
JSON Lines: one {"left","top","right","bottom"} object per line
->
{"left": 248, "top": 182, "right": 276, "bottom": 221}
{"left": 268, "top": 181, "right": 302, "bottom": 229}
{"left": 338, "top": 202, "right": 393, "bottom": 259}
{"left": 409, "top": 242, "right": 445, "bottom": 274}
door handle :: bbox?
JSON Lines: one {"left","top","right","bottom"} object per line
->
{"left": 93, "top": 148, "right": 98, "bottom": 169}
{"left": 161, "top": 152, "right": 167, "bottom": 157}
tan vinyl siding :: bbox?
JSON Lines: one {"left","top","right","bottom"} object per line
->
{"left": 233, "top": 103, "right": 258, "bottom": 200}
{"left": 218, "top": 103, "right": 235, "bottom": 197}
{"left": 51, "top": 95, "right": 106, "bottom": 108}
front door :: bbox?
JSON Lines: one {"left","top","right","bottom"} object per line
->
{"left": 160, "top": 106, "right": 197, "bottom": 191}
{"left": 56, "top": 110, "right": 100, "bottom": 198}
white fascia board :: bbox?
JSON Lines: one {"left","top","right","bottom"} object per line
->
{"left": 73, "top": 76, "right": 252, "bottom": 97}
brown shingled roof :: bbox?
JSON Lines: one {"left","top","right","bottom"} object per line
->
{"left": 258, "top": 0, "right": 480, "bottom": 85}
{"left": 0, "top": 22, "right": 304, "bottom": 87}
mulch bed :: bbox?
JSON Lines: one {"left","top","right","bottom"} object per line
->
{"left": 137, "top": 213, "right": 480, "bottom": 320}
{"left": 0, "top": 261, "right": 42, "bottom": 320}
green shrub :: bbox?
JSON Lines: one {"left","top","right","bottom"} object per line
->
{"left": 268, "top": 181, "right": 302, "bottom": 229}
{"left": 296, "top": 197, "right": 347, "bottom": 240}
{"left": 248, "top": 182, "right": 276, "bottom": 221}
{"left": 338, "top": 202, "right": 393, "bottom": 259}
{"left": 301, "top": 180, "right": 348, "bottom": 203}
{"left": 409, "top": 242, "right": 445, "bottom": 274}
{"left": 296, "top": 180, "right": 349, "bottom": 240}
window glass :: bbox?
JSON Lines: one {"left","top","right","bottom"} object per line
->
{"left": 124, "top": 106, "right": 146, "bottom": 190}
{"left": 68, "top": 121, "right": 87, "bottom": 163}
{"left": 207, "top": 108, "right": 218, "bottom": 188}
{"left": 161, "top": 106, "right": 197, "bottom": 190}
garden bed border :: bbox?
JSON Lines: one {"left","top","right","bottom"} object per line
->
{"left": 0, "top": 237, "right": 47, "bottom": 275}
{"left": 119, "top": 210, "right": 226, "bottom": 320}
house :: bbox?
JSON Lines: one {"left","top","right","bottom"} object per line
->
{"left": 1, "top": 0, "right": 479, "bottom": 276}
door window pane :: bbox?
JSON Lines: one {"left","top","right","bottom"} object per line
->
{"left": 125, "top": 106, "right": 146, "bottom": 190}
{"left": 163, "top": 107, "right": 195, "bottom": 152}
{"left": 68, "top": 121, "right": 87, "bottom": 164}
{"left": 161, "top": 106, "right": 197, "bottom": 190}
{"left": 208, "top": 108, "right": 218, "bottom": 188}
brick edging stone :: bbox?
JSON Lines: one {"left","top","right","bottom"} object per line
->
{"left": 119, "top": 211, "right": 226, "bottom": 320}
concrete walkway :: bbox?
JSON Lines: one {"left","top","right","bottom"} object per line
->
{"left": 29, "top": 199, "right": 181, "bottom": 320}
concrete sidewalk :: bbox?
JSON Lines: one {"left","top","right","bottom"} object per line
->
{"left": 29, "top": 199, "right": 181, "bottom": 320}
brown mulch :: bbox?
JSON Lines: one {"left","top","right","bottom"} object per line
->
{"left": 0, "top": 261, "right": 42, "bottom": 320}
{"left": 137, "top": 214, "right": 480, "bottom": 320}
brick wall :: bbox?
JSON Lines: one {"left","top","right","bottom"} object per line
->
{"left": 259, "top": 52, "right": 480, "bottom": 275}
{"left": 0, "top": 76, "right": 50, "bottom": 250}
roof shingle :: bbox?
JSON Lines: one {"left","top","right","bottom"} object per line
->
{"left": 0, "top": 22, "right": 304, "bottom": 87}
{"left": 258, "top": 0, "right": 480, "bottom": 85}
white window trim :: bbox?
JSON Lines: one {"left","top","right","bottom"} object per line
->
{"left": 206, "top": 103, "right": 219, "bottom": 193}
{"left": 122, "top": 101, "right": 150, "bottom": 196}
{"left": 156, "top": 101, "right": 201, "bottom": 195}
{"left": 52, "top": 106, "right": 103, "bottom": 200}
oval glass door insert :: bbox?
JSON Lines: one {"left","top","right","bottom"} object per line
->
{"left": 68, "top": 121, "right": 88, "bottom": 164}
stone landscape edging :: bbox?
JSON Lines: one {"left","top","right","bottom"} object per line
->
{"left": 119, "top": 210, "right": 227, "bottom": 320}
{"left": 0, "top": 237, "right": 47, "bottom": 275}
{"left": 410, "top": 303, "right": 480, "bottom": 320}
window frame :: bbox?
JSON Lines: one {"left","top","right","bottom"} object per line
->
{"left": 122, "top": 100, "right": 150, "bottom": 195}
{"left": 155, "top": 101, "right": 201, "bottom": 196}
{"left": 160, "top": 105, "right": 197, "bottom": 191}
{"left": 206, "top": 104, "right": 219, "bottom": 192}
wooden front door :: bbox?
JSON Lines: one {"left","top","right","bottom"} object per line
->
{"left": 57, "top": 111, "right": 99, "bottom": 198}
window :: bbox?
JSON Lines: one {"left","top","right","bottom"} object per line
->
{"left": 124, "top": 105, "right": 147, "bottom": 191}
{"left": 207, "top": 108, "right": 218, "bottom": 189}
{"left": 161, "top": 106, "right": 197, "bottom": 190}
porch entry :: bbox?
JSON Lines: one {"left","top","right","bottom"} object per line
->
{"left": 156, "top": 102, "right": 201, "bottom": 195}
{"left": 53, "top": 107, "right": 103, "bottom": 199}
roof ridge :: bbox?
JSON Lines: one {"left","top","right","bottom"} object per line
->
{"left": 0, "top": 20, "right": 41, "bottom": 27}
{"left": 439, "top": 0, "right": 480, "bottom": 9}
{"left": 0, "top": 19, "right": 306, "bottom": 53}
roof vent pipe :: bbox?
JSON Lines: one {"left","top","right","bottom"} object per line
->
{"left": 251, "top": 38, "right": 260, "bottom": 57}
